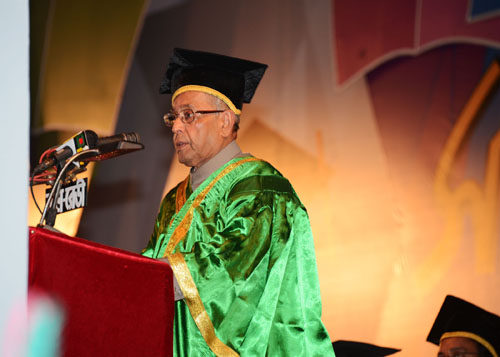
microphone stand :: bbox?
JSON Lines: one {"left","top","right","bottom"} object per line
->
{"left": 38, "top": 148, "right": 99, "bottom": 229}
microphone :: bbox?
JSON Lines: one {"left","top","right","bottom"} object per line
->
{"left": 33, "top": 131, "right": 144, "bottom": 176}
{"left": 97, "top": 132, "right": 140, "bottom": 147}
{"left": 33, "top": 130, "right": 98, "bottom": 175}
{"left": 85, "top": 132, "right": 144, "bottom": 162}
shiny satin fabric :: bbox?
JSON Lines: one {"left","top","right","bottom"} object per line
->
{"left": 143, "top": 157, "right": 334, "bottom": 356}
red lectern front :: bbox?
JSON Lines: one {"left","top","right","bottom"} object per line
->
{"left": 28, "top": 227, "right": 174, "bottom": 356}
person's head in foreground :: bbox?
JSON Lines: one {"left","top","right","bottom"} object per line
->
{"left": 159, "top": 47, "right": 267, "bottom": 169}
{"left": 427, "top": 295, "right": 500, "bottom": 357}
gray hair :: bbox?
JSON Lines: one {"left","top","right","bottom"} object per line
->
{"left": 212, "top": 96, "right": 240, "bottom": 133}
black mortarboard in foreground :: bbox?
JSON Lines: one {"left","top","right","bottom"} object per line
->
{"left": 160, "top": 48, "right": 267, "bottom": 114}
{"left": 332, "top": 340, "right": 401, "bottom": 357}
{"left": 427, "top": 295, "right": 500, "bottom": 357}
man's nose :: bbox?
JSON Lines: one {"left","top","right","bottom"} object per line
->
{"left": 171, "top": 116, "right": 184, "bottom": 133}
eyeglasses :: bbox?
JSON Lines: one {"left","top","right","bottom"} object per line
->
{"left": 163, "top": 108, "right": 225, "bottom": 127}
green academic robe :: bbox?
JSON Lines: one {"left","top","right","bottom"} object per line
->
{"left": 142, "top": 157, "right": 334, "bottom": 356}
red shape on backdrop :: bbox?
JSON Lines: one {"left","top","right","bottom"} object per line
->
{"left": 28, "top": 227, "right": 174, "bottom": 356}
{"left": 332, "top": 0, "right": 417, "bottom": 85}
{"left": 420, "top": 0, "right": 500, "bottom": 46}
{"left": 333, "top": 0, "right": 500, "bottom": 85}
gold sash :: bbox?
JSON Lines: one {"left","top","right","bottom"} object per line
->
{"left": 165, "top": 157, "right": 259, "bottom": 357}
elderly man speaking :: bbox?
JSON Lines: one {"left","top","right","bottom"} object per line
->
{"left": 142, "top": 48, "right": 334, "bottom": 357}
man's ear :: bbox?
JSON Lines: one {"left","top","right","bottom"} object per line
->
{"left": 220, "top": 110, "right": 235, "bottom": 137}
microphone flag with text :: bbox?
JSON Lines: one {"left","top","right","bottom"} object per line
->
{"left": 32, "top": 130, "right": 98, "bottom": 175}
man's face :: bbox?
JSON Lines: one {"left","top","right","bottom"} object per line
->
{"left": 171, "top": 91, "right": 225, "bottom": 169}
{"left": 438, "top": 337, "right": 480, "bottom": 357}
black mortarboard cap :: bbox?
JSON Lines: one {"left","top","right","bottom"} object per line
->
{"left": 159, "top": 48, "right": 267, "bottom": 114}
{"left": 332, "top": 340, "right": 401, "bottom": 357}
{"left": 427, "top": 295, "right": 500, "bottom": 357}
